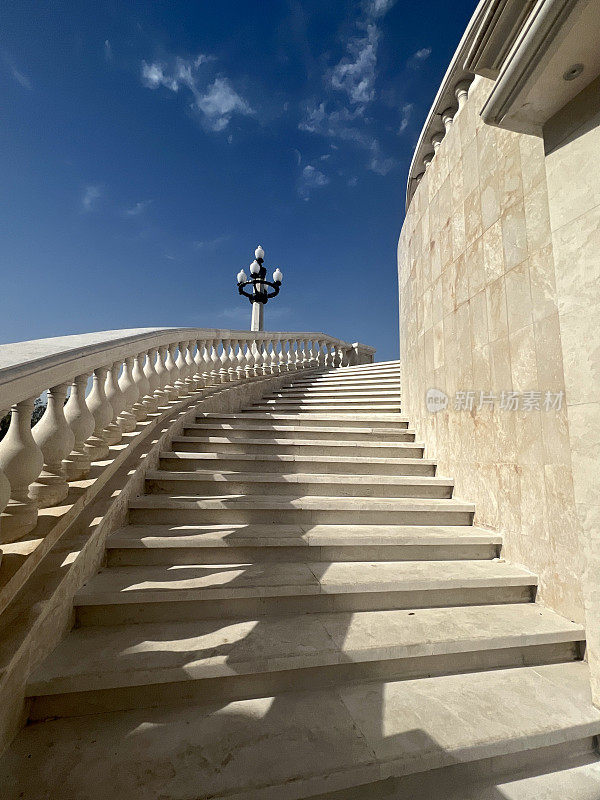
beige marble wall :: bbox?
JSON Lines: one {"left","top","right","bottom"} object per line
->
{"left": 544, "top": 76, "right": 600, "bottom": 699}
{"left": 398, "top": 75, "right": 584, "bottom": 622}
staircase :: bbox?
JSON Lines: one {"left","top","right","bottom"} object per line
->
{"left": 3, "top": 360, "right": 600, "bottom": 799}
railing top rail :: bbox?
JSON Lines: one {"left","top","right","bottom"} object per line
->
{"left": 0, "top": 327, "right": 374, "bottom": 410}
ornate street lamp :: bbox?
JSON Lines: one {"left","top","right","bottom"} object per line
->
{"left": 236, "top": 245, "right": 283, "bottom": 332}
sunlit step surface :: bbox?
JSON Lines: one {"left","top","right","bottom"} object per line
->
{"left": 27, "top": 603, "right": 583, "bottom": 702}
{"left": 5, "top": 663, "right": 600, "bottom": 800}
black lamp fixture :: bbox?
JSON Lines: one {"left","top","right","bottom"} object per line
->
{"left": 236, "top": 245, "right": 283, "bottom": 331}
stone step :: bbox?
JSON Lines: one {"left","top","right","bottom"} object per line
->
{"left": 26, "top": 604, "right": 584, "bottom": 719}
{"left": 170, "top": 435, "right": 422, "bottom": 458}
{"left": 250, "top": 405, "right": 403, "bottom": 413}
{"left": 253, "top": 398, "right": 402, "bottom": 407}
{"left": 281, "top": 380, "right": 401, "bottom": 390}
{"left": 200, "top": 412, "right": 410, "bottom": 426}
{"left": 267, "top": 389, "right": 402, "bottom": 398}
{"left": 158, "top": 451, "right": 437, "bottom": 476}
{"left": 106, "top": 524, "right": 501, "bottom": 565}
{"left": 128, "top": 494, "right": 474, "bottom": 526}
{"left": 183, "top": 423, "right": 416, "bottom": 442}
{"left": 6, "top": 663, "right": 599, "bottom": 800}
{"left": 144, "top": 471, "right": 454, "bottom": 499}
{"left": 74, "top": 559, "right": 535, "bottom": 625}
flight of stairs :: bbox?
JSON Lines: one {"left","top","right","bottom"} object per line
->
{"left": 3, "top": 360, "right": 600, "bottom": 799}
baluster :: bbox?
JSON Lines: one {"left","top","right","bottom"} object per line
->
{"left": 342, "top": 347, "right": 351, "bottom": 367}
{"left": 228, "top": 339, "right": 239, "bottom": 382}
{"left": 117, "top": 357, "right": 138, "bottom": 430}
{"left": 235, "top": 340, "right": 246, "bottom": 380}
{"left": 63, "top": 374, "right": 95, "bottom": 479}
{"left": 164, "top": 344, "right": 179, "bottom": 399}
{"left": 308, "top": 340, "right": 317, "bottom": 368}
{"left": 104, "top": 363, "right": 124, "bottom": 444}
{"left": 144, "top": 349, "right": 160, "bottom": 412}
{"left": 0, "top": 398, "right": 44, "bottom": 540}
{"left": 294, "top": 340, "right": 302, "bottom": 370}
{"left": 329, "top": 343, "right": 337, "bottom": 368}
{"left": 84, "top": 366, "right": 113, "bottom": 461}
{"left": 201, "top": 341, "right": 213, "bottom": 386}
{"left": 263, "top": 341, "right": 273, "bottom": 375}
{"left": 278, "top": 340, "right": 287, "bottom": 372}
{"left": 184, "top": 341, "right": 197, "bottom": 392}
{"left": 30, "top": 383, "right": 75, "bottom": 507}
{"left": 209, "top": 339, "right": 221, "bottom": 384}
{"left": 243, "top": 340, "right": 254, "bottom": 379}
{"left": 316, "top": 340, "right": 325, "bottom": 369}
{"left": 337, "top": 345, "right": 345, "bottom": 368}
{"left": 269, "top": 340, "right": 279, "bottom": 375}
{"left": 219, "top": 338, "right": 231, "bottom": 383}
{"left": 254, "top": 340, "right": 266, "bottom": 376}
{"left": 287, "top": 340, "right": 296, "bottom": 371}
{"left": 193, "top": 340, "right": 206, "bottom": 389}
{"left": 154, "top": 346, "right": 170, "bottom": 405}
{"left": 174, "top": 342, "right": 189, "bottom": 395}
{"left": 131, "top": 354, "right": 149, "bottom": 421}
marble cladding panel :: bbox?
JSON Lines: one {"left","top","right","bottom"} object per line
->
{"left": 398, "top": 76, "right": 584, "bottom": 623}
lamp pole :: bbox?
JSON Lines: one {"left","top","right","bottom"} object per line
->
{"left": 236, "top": 245, "right": 283, "bottom": 332}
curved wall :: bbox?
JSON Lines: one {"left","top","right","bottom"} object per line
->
{"left": 398, "top": 76, "right": 583, "bottom": 621}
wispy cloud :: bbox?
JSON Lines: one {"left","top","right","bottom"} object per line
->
{"left": 408, "top": 47, "right": 432, "bottom": 68}
{"left": 141, "top": 54, "right": 253, "bottom": 132}
{"left": 298, "top": 164, "right": 330, "bottom": 200}
{"left": 367, "top": 0, "right": 397, "bottom": 17}
{"left": 298, "top": 1, "right": 397, "bottom": 178}
{"left": 330, "top": 24, "right": 379, "bottom": 105}
{"left": 82, "top": 184, "right": 102, "bottom": 211}
{"left": 124, "top": 199, "right": 152, "bottom": 217}
{"left": 2, "top": 52, "right": 32, "bottom": 90}
{"left": 193, "top": 234, "right": 230, "bottom": 251}
{"left": 398, "top": 102, "right": 413, "bottom": 133}
{"left": 104, "top": 40, "right": 113, "bottom": 62}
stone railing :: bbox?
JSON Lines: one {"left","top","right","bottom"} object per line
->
{"left": 0, "top": 328, "right": 374, "bottom": 545}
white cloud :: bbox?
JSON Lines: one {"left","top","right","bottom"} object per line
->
{"left": 196, "top": 77, "right": 253, "bottom": 132}
{"left": 298, "top": 164, "right": 330, "bottom": 200}
{"left": 330, "top": 24, "right": 379, "bottom": 105}
{"left": 398, "top": 102, "right": 413, "bottom": 133}
{"left": 2, "top": 52, "right": 32, "bottom": 90}
{"left": 193, "top": 234, "right": 230, "bottom": 251}
{"left": 124, "top": 199, "right": 152, "bottom": 217}
{"left": 141, "top": 55, "right": 252, "bottom": 132}
{"left": 82, "top": 184, "right": 102, "bottom": 211}
{"left": 348, "top": 176, "right": 358, "bottom": 187}
{"left": 367, "top": 0, "right": 397, "bottom": 17}
{"left": 408, "top": 46, "right": 432, "bottom": 68}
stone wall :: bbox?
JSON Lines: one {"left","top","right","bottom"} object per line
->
{"left": 398, "top": 75, "right": 584, "bottom": 622}
{"left": 544, "top": 75, "right": 600, "bottom": 697}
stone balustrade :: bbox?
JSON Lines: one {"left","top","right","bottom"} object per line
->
{"left": 0, "top": 328, "right": 374, "bottom": 545}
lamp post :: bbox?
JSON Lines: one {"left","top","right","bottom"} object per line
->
{"left": 236, "top": 245, "right": 283, "bottom": 332}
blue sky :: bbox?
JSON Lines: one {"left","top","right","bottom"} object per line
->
{"left": 1, "top": 0, "right": 476, "bottom": 361}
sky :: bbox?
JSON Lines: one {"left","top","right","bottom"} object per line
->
{"left": 1, "top": 0, "right": 476, "bottom": 361}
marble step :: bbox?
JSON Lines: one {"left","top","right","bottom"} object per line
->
{"left": 267, "top": 389, "right": 402, "bottom": 398}
{"left": 170, "top": 435, "right": 423, "bottom": 457}
{"left": 74, "top": 559, "right": 536, "bottom": 625}
{"left": 249, "top": 406, "right": 403, "bottom": 414}
{"left": 127, "top": 494, "right": 474, "bottom": 526}
{"left": 183, "top": 423, "right": 416, "bottom": 441}
{"left": 144, "top": 471, "right": 454, "bottom": 499}
{"left": 212, "top": 411, "right": 410, "bottom": 426}
{"left": 158, "top": 452, "right": 437, "bottom": 476}
{"left": 281, "top": 380, "right": 401, "bottom": 390}
{"left": 26, "top": 604, "right": 584, "bottom": 719}
{"left": 106, "top": 524, "right": 501, "bottom": 565}
{"left": 253, "top": 398, "right": 402, "bottom": 407}
{"left": 5, "top": 663, "right": 599, "bottom": 800}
